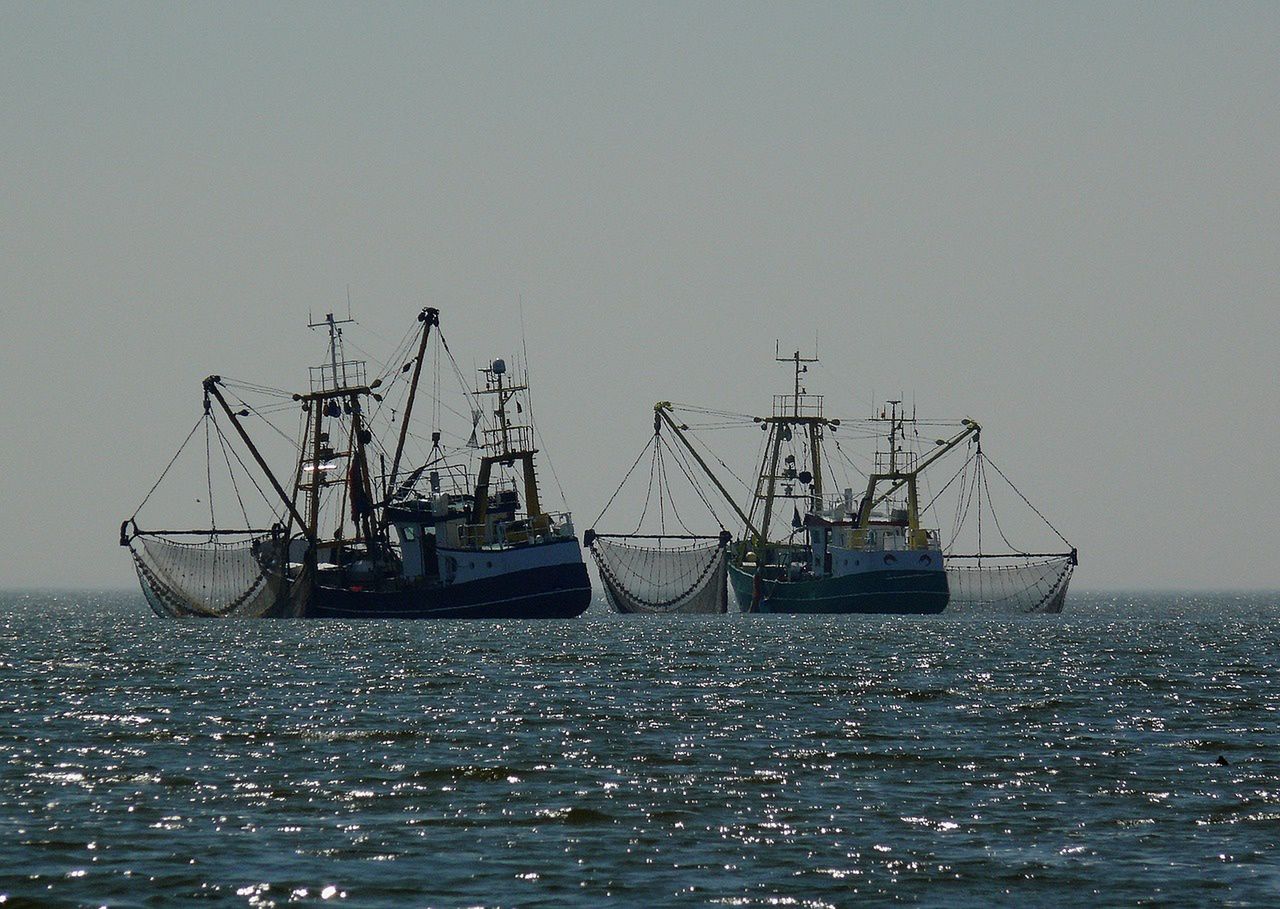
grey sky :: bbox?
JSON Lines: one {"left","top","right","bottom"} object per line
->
{"left": 2, "top": 2, "right": 1277, "bottom": 590}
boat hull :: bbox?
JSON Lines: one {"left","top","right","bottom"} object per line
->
{"left": 306, "top": 560, "right": 592, "bottom": 619}
{"left": 727, "top": 562, "right": 948, "bottom": 615}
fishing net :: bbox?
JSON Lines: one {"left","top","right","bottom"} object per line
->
{"left": 589, "top": 537, "right": 728, "bottom": 614}
{"left": 128, "top": 531, "right": 303, "bottom": 618}
{"left": 944, "top": 555, "right": 1074, "bottom": 614}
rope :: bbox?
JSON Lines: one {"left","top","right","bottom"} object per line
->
{"left": 689, "top": 428, "right": 754, "bottom": 494}
{"left": 437, "top": 330, "right": 480, "bottom": 425}
{"left": 228, "top": 393, "right": 306, "bottom": 453}
{"left": 655, "top": 444, "right": 668, "bottom": 534}
{"left": 661, "top": 434, "right": 725, "bottom": 529}
{"left": 514, "top": 305, "right": 570, "bottom": 512}
{"left": 982, "top": 453, "right": 1073, "bottom": 548}
{"left": 979, "top": 456, "right": 1023, "bottom": 555}
{"left": 921, "top": 450, "right": 974, "bottom": 521}
{"left": 634, "top": 443, "right": 659, "bottom": 534}
{"left": 666, "top": 403, "right": 756, "bottom": 422}
{"left": 204, "top": 416, "right": 216, "bottom": 531}
{"left": 591, "top": 434, "right": 655, "bottom": 528}
{"left": 131, "top": 415, "right": 205, "bottom": 520}
{"left": 533, "top": 421, "right": 570, "bottom": 511}
{"left": 212, "top": 417, "right": 251, "bottom": 529}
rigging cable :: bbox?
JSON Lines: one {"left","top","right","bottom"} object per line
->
{"left": 130, "top": 414, "right": 206, "bottom": 522}
{"left": 214, "top": 418, "right": 280, "bottom": 519}
{"left": 661, "top": 433, "right": 725, "bottom": 529}
{"left": 590, "top": 435, "right": 655, "bottom": 528}
{"left": 978, "top": 454, "right": 1023, "bottom": 555}
{"left": 212, "top": 418, "right": 252, "bottom": 528}
{"left": 204, "top": 414, "right": 216, "bottom": 532}
{"left": 920, "top": 450, "right": 976, "bottom": 524}
{"left": 634, "top": 441, "right": 660, "bottom": 535}
{"left": 226, "top": 392, "right": 305, "bottom": 454}
{"left": 982, "top": 452, "right": 1073, "bottom": 547}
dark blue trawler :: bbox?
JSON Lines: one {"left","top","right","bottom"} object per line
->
{"left": 122, "top": 307, "right": 591, "bottom": 619}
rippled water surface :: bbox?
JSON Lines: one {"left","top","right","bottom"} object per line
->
{"left": 1, "top": 591, "right": 1278, "bottom": 907}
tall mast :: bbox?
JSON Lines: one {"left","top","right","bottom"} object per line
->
{"left": 386, "top": 307, "right": 439, "bottom": 496}
{"left": 310, "top": 311, "right": 354, "bottom": 391}
{"left": 470, "top": 359, "right": 541, "bottom": 529}
{"left": 294, "top": 310, "right": 380, "bottom": 550}
{"left": 886, "top": 400, "right": 901, "bottom": 474}
{"left": 748, "top": 344, "right": 830, "bottom": 549}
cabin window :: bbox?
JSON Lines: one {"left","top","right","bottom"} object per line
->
{"left": 403, "top": 526, "right": 417, "bottom": 542}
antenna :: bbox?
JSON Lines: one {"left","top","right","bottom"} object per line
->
{"left": 773, "top": 340, "right": 819, "bottom": 416}
{"left": 309, "top": 307, "right": 356, "bottom": 391}
{"left": 519, "top": 293, "right": 531, "bottom": 388}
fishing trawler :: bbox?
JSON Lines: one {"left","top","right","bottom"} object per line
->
{"left": 121, "top": 307, "right": 592, "bottom": 619}
{"left": 589, "top": 347, "right": 1075, "bottom": 614}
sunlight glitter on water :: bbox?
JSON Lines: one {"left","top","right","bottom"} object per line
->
{"left": 0, "top": 591, "right": 1277, "bottom": 906}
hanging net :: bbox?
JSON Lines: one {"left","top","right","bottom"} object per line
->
{"left": 126, "top": 528, "right": 306, "bottom": 618}
{"left": 944, "top": 554, "right": 1074, "bottom": 614}
{"left": 122, "top": 386, "right": 312, "bottom": 619}
{"left": 587, "top": 408, "right": 739, "bottom": 615}
{"left": 589, "top": 535, "right": 728, "bottom": 614}
{"left": 927, "top": 436, "right": 1078, "bottom": 615}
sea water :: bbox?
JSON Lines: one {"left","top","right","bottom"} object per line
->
{"left": 0, "top": 591, "right": 1276, "bottom": 906}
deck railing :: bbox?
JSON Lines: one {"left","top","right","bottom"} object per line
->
{"left": 458, "top": 512, "right": 576, "bottom": 548}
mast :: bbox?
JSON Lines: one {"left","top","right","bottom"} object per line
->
{"left": 855, "top": 416, "right": 980, "bottom": 531}
{"left": 291, "top": 311, "right": 382, "bottom": 551}
{"left": 747, "top": 345, "right": 834, "bottom": 551}
{"left": 310, "top": 310, "right": 354, "bottom": 391}
{"left": 386, "top": 307, "right": 439, "bottom": 496}
{"left": 470, "top": 359, "right": 541, "bottom": 530}
{"left": 756, "top": 421, "right": 785, "bottom": 546}
{"left": 306, "top": 392, "right": 324, "bottom": 543}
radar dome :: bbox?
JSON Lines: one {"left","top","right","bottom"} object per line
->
{"left": 492, "top": 358, "right": 506, "bottom": 375}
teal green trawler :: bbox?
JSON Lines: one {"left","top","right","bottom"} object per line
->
{"left": 661, "top": 351, "right": 975, "bottom": 615}
{"left": 720, "top": 394, "right": 976, "bottom": 615}
{"left": 589, "top": 346, "right": 1076, "bottom": 615}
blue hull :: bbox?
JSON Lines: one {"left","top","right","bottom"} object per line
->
{"left": 727, "top": 563, "right": 948, "bottom": 614}
{"left": 306, "top": 561, "right": 592, "bottom": 619}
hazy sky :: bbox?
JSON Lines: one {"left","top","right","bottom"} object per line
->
{"left": 2, "top": 2, "right": 1277, "bottom": 590}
